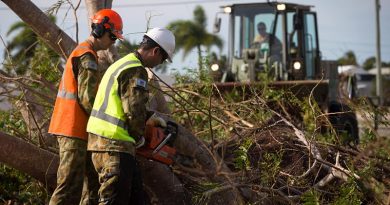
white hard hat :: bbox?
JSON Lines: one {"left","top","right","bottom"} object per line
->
{"left": 145, "top": 27, "right": 175, "bottom": 63}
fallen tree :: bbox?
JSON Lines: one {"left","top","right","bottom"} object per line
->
{"left": 162, "top": 82, "right": 390, "bottom": 204}
{"left": 0, "top": 131, "right": 58, "bottom": 191}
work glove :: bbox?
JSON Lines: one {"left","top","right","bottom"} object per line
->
{"left": 135, "top": 136, "right": 145, "bottom": 149}
{"left": 146, "top": 114, "right": 167, "bottom": 128}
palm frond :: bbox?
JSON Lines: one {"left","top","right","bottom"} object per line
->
{"left": 167, "top": 6, "right": 224, "bottom": 63}
{"left": 194, "top": 5, "right": 207, "bottom": 27}
{"left": 6, "top": 22, "right": 28, "bottom": 36}
{"left": 45, "top": 0, "right": 65, "bottom": 15}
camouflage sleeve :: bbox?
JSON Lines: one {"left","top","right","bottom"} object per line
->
{"left": 118, "top": 67, "right": 149, "bottom": 138}
{"left": 77, "top": 53, "right": 99, "bottom": 115}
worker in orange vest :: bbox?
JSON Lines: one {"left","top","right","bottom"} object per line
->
{"left": 48, "top": 9, "right": 123, "bottom": 205}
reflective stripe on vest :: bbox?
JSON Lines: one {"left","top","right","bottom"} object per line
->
{"left": 57, "top": 90, "right": 77, "bottom": 99}
{"left": 90, "top": 109, "right": 127, "bottom": 130}
{"left": 87, "top": 53, "right": 142, "bottom": 143}
{"left": 48, "top": 41, "right": 98, "bottom": 140}
{"left": 89, "top": 59, "right": 137, "bottom": 131}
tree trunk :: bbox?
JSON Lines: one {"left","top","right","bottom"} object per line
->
{"left": 197, "top": 44, "right": 203, "bottom": 74}
{"left": 0, "top": 131, "right": 59, "bottom": 191}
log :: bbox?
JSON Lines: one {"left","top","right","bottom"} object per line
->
{"left": 0, "top": 131, "right": 58, "bottom": 191}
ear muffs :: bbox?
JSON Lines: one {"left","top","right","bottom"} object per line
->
{"left": 91, "top": 16, "right": 110, "bottom": 39}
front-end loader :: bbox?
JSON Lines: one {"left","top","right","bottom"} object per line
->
{"left": 211, "top": 2, "right": 359, "bottom": 142}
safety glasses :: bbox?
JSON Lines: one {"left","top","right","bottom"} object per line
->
{"left": 109, "top": 32, "right": 117, "bottom": 41}
{"left": 159, "top": 47, "right": 169, "bottom": 62}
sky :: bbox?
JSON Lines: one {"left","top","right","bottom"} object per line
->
{"left": 0, "top": 0, "right": 389, "bottom": 73}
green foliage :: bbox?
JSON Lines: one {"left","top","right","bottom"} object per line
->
{"left": 29, "top": 38, "right": 61, "bottom": 82}
{"left": 173, "top": 68, "right": 200, "bottom": 84}
{"left": 302, "top": 176, "right": 367, "bottom": 205}
{"left": 0, "top": 110, "right": 27, "bottom": 136}
{"left": 169, "top": 79, "right": 222, "bottom": 142}
{"left": 233, "top": 139, "right": 253, "bottom": 170}
{"left": 360, "top": 128, "right": 377, "bottom": 144}
{"left": 3, "top": 21, "right": 37, "bottom": 75}
{"left": 263, "top": 87, "right": 283, "bottom": 101}
{"left": 191, "top": 181, "right": 221, "bottom": 205}
{"left": 301, "top": 96, "right": 322, "bottom": 133}
{"left": 259, "top": 151, "right": 283, "bottom": 186}
{"left": 4, "top": 16, "right": 57, "bottom": 75}
{"left": 363, "top": 57, "right": 376, "bottom": 71}
{"left": 301, "top": 189, "right": 321, "bottom": 205}
{"left": 249, "top": 107, "right": 273, "bottom": 124}
{"left": 199, "top": 53, "right": 215, "bottom": 82}
{"left": 332, "top": 181, "right": 363, "bottom": 205}
{"left": 0, "top": 163, "right": 48, "bottom": 204}
{"left": 337, "top": 50, "right": 358, "bottom": 66}
{"left": 362, "top": 56, "right": 390, "bottom": 70}
{"left": 376, "top": 146, "right": 390, "bottom": 160}
{"left": 301, "top": 179, "right": 364, "bottom": 205}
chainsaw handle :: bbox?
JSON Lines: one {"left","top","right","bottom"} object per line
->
{"left": 165, "top": 121, "right": 178, "bottom": 135}
{"left": 162, "top": 121, "right": 178, "bottom": 147}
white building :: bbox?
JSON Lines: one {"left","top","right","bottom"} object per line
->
{"left": 338, "top": 65, "right": 375, "bottom": 97}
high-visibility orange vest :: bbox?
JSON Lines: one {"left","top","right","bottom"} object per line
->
{"left": 48, "top": 41, "right": 98, "bottom": 141}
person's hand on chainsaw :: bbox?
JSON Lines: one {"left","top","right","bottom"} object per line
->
{"left": 134, "top": 135, "right": 145, "bottom": 149}
{"left": 146, "top": 114, "right": 167, "bottom": 128}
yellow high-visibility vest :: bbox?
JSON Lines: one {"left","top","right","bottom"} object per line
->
{"left": 87, "top": 53, "right": 142, "bottom": 142}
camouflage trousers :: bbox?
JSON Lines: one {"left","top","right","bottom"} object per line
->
{"left": 91, "top": 151, "right": 144, "bottom": 205}
{"left": 49, "top": 136, "right": 99, "bottom": 205}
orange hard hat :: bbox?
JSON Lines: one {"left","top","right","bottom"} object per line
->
{"left": 92, "top": 9, "right": 123, "bottom": 39}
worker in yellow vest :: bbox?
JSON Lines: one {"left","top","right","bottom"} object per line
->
{"left": 87, "top": 27, "right": 175, "bottom": 204}
{"left": 48, "top": 9, "right": 123, "bottom": 205}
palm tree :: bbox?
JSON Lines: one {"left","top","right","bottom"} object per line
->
{"left": 337, "top": 50, "right": 358, "bottom": 66}
{"left": 167, "top": 6, "right": 223, "bottom": 73}
{"left": 4, "top": 21, "right": 38, "bottom": 75}
{"left": 362, "top": 57, "right": 376, "bottom": 70}
{"left": 4, "top": 16, "right": 57, "bottom": 75}
{"left": 363, "top": 56, "right": 390, "bottom": 70}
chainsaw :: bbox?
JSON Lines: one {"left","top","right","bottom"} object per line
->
{"left": 136, "top": 121, "right": 178, "bottom": 165}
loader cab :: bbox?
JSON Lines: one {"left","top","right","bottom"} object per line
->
{"left": 214, "top": 2, "right": 320, "bottom": 82}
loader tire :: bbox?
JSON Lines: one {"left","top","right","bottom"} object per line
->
{"left": 328, "top": 102, "right": 359, "bottom": 145}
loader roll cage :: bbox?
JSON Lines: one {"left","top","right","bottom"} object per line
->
{"left": 214, "top": 2, "right": 321, "bottom": 82}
